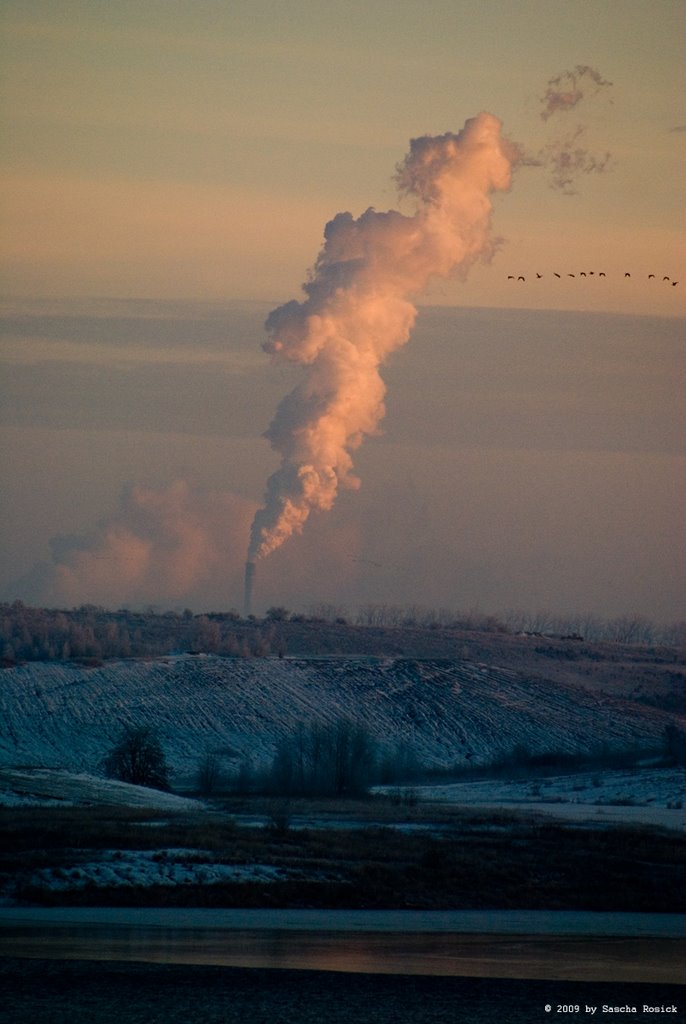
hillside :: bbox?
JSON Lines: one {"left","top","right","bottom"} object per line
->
{"left": 0, "top": 652, "right": 680, "bottom": 788}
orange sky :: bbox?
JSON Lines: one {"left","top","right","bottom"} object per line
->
{"left": 1, "top": 1, "right": 684, "bottom": 315}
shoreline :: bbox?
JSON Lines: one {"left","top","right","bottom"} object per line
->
{"left": 2, "top": 906, "right": 686, "bottom": 937}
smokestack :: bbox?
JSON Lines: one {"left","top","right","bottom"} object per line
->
{"left": 243, "top": 559, "right": 255, "bottom": 618}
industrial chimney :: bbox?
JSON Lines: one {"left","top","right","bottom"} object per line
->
{"left": 243, "top": 560, "right": 255, "bottom": 618}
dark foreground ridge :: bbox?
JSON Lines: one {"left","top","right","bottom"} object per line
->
{"left": 0, "top": 959, "right": 684, "bottom": 1024}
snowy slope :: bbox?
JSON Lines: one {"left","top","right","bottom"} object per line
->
{"left": 0, "top": 654, "right": 677, "bottom": 785}
{"left": 392, "top": 768, "right": 686, "bottom": 832}
{"left": 0, "top": 767, "right": 205, "bottom": 810}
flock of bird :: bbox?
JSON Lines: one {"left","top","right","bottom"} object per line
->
{"left": 507, "top": 271, "right": 678, "bottom": 285}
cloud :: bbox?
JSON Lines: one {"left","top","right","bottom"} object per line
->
{"left": 19, "top": 481, "right": 255, "bottom": 609}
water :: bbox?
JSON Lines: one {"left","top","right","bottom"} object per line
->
{"left": 1, "top": 909, "right": 684, "bottom": 983}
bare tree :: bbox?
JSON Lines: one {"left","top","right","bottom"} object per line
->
{"left": 307, "top": 603, "right": 348, "bottom": 623}
{"left": 664, "top": 723, "right": 686, "bottom": 766}
{"left": 103, "top": 724, "right": 170, "bottom": 790}
{"left": 659, "top": 620, "right": 686, "bottom": 646}
{"left": 608, "top": 615, "right": 655, "bottom": 645}
{"left": 270, "top": 719, "right": 378, "bottom": 798}
{"left": 197, "top": 751, "right": 223, "bottom": 795}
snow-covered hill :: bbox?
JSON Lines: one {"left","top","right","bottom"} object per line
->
{"left": 0, "top": 767, "right": 204, "bottom": 811}
{"left": 0, "top": 654, "right": 678, "bottom": 786}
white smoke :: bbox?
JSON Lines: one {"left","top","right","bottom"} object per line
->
{"left": 247, "top": 113, "right": 515, "bottom": 564}
{"left": 26, "top": 481, "right": 255, "bottom": 609}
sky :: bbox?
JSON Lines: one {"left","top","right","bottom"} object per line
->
{"left": 1, "top": 1, "right": 684, "bottom": 623}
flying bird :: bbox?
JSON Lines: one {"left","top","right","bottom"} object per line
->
{"left": 507, "top": 275, "right": 515, "bottom": 280}
{"left": 536, "top": 273, "right": 543, "bottom": 279}
{"left": 580, "top": 272, "right": 587, "bottom": 277}
{"left": 599, "top": 272, "right": 606, "bottom": 277}
{"left": 672, "top": 281, "right": 678, "bottom": 286}
{"left": 663, "top": 276, "right": 670, "bottom": 281}
{"left": 648, "top": 274, "right": 655, "bottom": 279}
{"left": 518, "top": 276, "right": 525, "bottom": 281}
{"left": 568, "top": 273, "right": 575, "bottom": 278}
{"left": 625, "top": 272, "right": 631, "bottom": 278}
{"left": 554, "top": 272, "right": 561, "bottom": 278}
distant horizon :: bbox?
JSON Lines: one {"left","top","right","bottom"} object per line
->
{"left": 3, "top": 292, "right": 685, "bottom": 317}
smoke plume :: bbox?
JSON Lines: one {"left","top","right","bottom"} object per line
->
{"left": 536, "top": 65, "right": 614, "bottom": 193}
{"left": 540, "top": 65, "right": 612, "bottom": 121}
{"left": 539, "top": 125, "right": 613, "bottom": 193}
{"left": 247, "top": 113, "right": 515, "bottom": 569}
{"left": 21, "top": 481, "right": 255, "bottom": 609}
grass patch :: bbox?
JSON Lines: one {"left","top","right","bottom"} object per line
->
{"left": 2, "top": 802, "right": 684, "bottom": 913}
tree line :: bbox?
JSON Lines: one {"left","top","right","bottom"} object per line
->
{"left": 1, "top": 599, "right": 684, "bottom": 665}
{"left": 103, "top": 718, "right": 390, "bottom": 798}
{"left": 104, "top": 716, "right": 686, "bottom": 799}
{"left": 0, "top": 601, "right": 277, "bottom": 663}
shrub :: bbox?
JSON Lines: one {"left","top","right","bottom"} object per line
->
{"left": 265, "top": 606, "right": 289, "bottom": 622}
